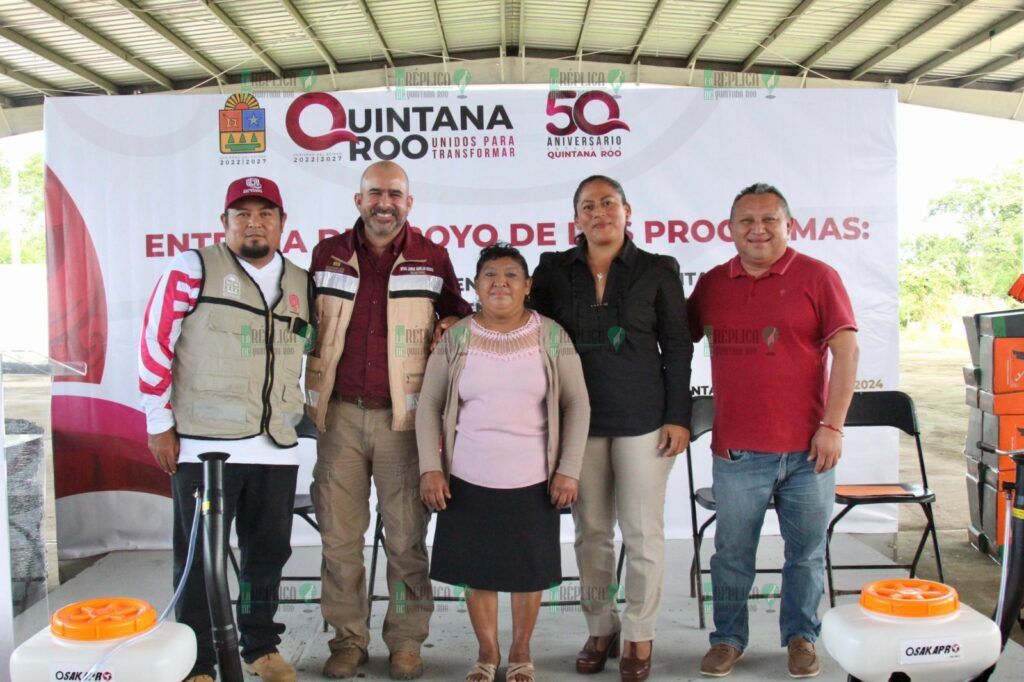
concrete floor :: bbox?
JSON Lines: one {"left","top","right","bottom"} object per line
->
{"left": 15, "top": 535, "right": 1024, "bottom": 681}
{"left": 8, "top": 347, "right": 1024, "bottom": 677}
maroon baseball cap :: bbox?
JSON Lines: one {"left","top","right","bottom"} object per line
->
{"left": 224, "top": 176, "right": 284, "bottom": 211}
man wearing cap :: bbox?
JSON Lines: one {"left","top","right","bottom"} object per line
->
{"left": 139, "top": 176, "right": 312, "bottom": 682}
{"left": 307, "top": 161, "right": 472, "bottom": 679}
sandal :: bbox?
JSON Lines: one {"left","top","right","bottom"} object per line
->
{"left": 466, "top": 660, "right": 498, "bottom": 682}
{"left": 505, "top": 661, "right": 536, "bottom": 682}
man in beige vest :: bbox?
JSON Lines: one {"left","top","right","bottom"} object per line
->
{"left": 307, "top": 161, "right": 472, "bottom": 679}
{"left": 140, "top": 176, "right": 312, "bottom": 682}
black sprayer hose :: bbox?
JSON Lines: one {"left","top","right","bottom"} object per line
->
{"left": 198, "top": 451, "right": 244, "bottom": 682}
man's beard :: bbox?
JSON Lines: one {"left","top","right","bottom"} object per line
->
{"left": 240, "top": 243, "right": 271, "bottom": 259}
{"left": 365, "top": 209, "right": 403, "bottom": 236}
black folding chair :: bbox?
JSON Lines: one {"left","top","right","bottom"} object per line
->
{"left": 825, "top": 390, "right": 944, "bottom": 606}
{"left": 686, "top": 396, "right": 781, "bottom": 629}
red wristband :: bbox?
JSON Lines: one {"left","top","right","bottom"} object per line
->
{"left": 819, "top": 421, "right": 843, "bottom": 436}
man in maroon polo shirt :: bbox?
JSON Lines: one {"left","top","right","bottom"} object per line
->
{"left": 687, "top": 183, "right": 859, "bottom": 679}
{"left": 306, "top": 161, "right": 472, "bottom": 679}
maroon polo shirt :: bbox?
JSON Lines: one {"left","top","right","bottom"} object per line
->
{"left": 335, "top": 226, "right": 408, "bottom": 400}
{"left": 687, "top": 247, "right": 857, "bottom": 454}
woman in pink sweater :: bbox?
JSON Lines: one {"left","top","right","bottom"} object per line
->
{"left": 417, "top": 243, "right": 590, "bottom": 682}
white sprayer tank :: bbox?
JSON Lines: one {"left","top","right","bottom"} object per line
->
{"left": 10, "top": 597, "right": 196, "bottom": 681}
{"left": 821, "top": 579, "right": 1000, "bottom": 682}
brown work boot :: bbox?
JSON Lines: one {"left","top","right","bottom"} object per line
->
{"left": 244, "top": 652, "right": 296, "bottom": 682}
{"left": 389, "top": 650, "right": 424, "bottom": 680}
{"left": 700, "top": 643, "right": 743, "bottom": 677}
{"left": 787, "top": 638, "right": 820, "bottom": 678}
{"left": 183, "top": 676, "right": 214, "bottom": 682}
{"left": 323, "top": 647, "right": 368, "bottom": 679}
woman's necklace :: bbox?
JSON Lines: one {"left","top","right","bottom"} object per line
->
{"left": 588, "top": 257, "right": 610, "bottom": 282}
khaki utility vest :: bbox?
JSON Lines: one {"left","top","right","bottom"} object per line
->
{"left": 305, "top": 251, "right": 439, "bottom": 432}
{"left": 173, "top": 244, "right": 312, "bottom": 446}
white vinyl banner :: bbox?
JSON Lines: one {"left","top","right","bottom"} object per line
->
{"left": 44, "top": 85, "right": 898, "bottom": 557}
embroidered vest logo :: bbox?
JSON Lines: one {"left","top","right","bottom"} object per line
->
{"left": 223, "top": 274, "right": 241, "bottom": 298}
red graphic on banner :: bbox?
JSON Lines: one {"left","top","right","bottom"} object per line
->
{"left": 52, "top": 396, "right": 168, "bottom": 499}
{"left": 286, "top": 92, "right": 357, "bottom": 151}
{"left": 546, "top": 90, "right": 630, "bottom": 136}
{"left": 45, "top": 167, "right": 107, "bottom": 384}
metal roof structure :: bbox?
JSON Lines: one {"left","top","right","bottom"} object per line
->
{"left": 0, "top": 0, "right": 1023, "bottom": 129}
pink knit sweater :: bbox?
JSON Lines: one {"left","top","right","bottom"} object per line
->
{"left": 450, "top": 313, "right": 549, "bottom": 488}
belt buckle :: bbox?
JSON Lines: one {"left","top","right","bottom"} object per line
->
{"left": 355, "top": 397, "right": 365, "bottom": 409}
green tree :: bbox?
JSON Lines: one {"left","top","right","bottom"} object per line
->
{"left": 0, "top": 152, "right": 11, "bottom": 264}
{"left": 929, "top": 161, "right": 1023, "bottom": 298}
{"left": 17, "top": 153, "right": 43, "bottom": 227}
{"left": 899, "top": 234, "right": 966, "bottom": 327}
{"left": 0, "top": 151, "right": 45, "bottom": 264}
{"left": 16, "top": 153, "right": 45, "bottom": 263}
{"left": 900, "top": 160, "right": 1023, "bottom": 326}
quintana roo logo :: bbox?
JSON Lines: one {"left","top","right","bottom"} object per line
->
{"left": 286, "top": 92, "right": 358, "bottom": 151}
{"left": 219, "top": 93, "right": 266, "bottom": 154}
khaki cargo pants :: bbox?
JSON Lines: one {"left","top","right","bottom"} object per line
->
{"left": 312, "top": 397, "right": 433, "bottom": 654}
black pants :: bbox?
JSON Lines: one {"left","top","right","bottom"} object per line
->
{"left": 172, "top": 462, "right": 298, "bottom": 679}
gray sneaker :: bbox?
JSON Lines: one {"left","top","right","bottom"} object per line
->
{"left": 700, "top": 643, "right": 743, "bottom": 677}
{"left": 787, "top": 638, "right": 821, "bottom": 678}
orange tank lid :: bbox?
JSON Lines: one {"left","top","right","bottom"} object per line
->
{"left": 50, "top": 597, "right": 157, "bottom": 641}
{"left": 859, "top": 579, "right": 959, "bottom": 618}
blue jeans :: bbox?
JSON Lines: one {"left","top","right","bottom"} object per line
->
{"left": 709, "top": 450, "right": 834, "bottom": 651}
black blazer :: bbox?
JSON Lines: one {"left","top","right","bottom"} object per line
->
{"left": 531, "top": 238, "right": 693, "bottom": 437}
